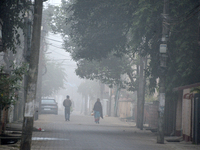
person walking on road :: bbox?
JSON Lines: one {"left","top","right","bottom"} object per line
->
{"left": 93, "top": 98, "right": 103, "bottom": 124}
{"left": 63, "top": 95, "right": 72, "bottom": 121}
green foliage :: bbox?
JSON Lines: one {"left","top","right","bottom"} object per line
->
{"left": 0, "top": 63, "right": 28, "bottom": 109}
{"left": 145, "top": 95, "right": 157, "bottom": 103}
{"left": 64, "top": 0, "right": 164, "bottom": 93}
{"left": 77, "top": 80, "right": 100, "bottom": 100}
{"left": 42, "top": 59, "right": 67, "bottom": 96}
{"left": 48, "top": 0, "right": 200, "bottom": 100}
{"left": 190, "top": 87, "right": 200, "bottom": 93}
{"left": 0, "top": 0, "right": 30, "bottom": 52}
{"left": 66, "top": 0, "right": 135, "bottom": 60}
{"left": 43, "top": 4, "right": 67, "bottom": 34}
{"left": 164, "top": 0, "right": 200, "bottom": 94}
{"left": 75, "top": 54, "right": 137, "bottom": 91}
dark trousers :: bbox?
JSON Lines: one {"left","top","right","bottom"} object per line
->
{"left": 65, "top": 106, "right": 70, "bottom": 121}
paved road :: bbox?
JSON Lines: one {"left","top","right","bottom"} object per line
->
{"left": 0, "top": 112, "right": 199, "bottom": 150}
{"left": 31, "top": 111, "right": 182, "bottom": 150}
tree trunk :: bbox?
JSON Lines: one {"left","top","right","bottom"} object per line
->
{"left": 20, "top": 0, "right": 43, "bottom": 149}
{"left": 114, "top": 85, "right": 120, "bottom": 117}
{"left": 1, "top": 106, "right": 8, "bottom": 134}
{"left": 84, "top": 95, "right": 88, "bottom": 115}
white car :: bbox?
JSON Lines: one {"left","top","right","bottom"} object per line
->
{"left": 40, "top": 98, "right": 58, "bottom": 115}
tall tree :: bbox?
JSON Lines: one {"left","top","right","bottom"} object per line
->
{"left": 42, "top": 59, "right": 67, "bottom": 96}
{"left": 48, "top": 0, "right": 200, "bottom": 133}
{"left": 76, "top": 54, "right": 136, "bottom": 91}
{"left": 0, "top": 0, "right": 29, "bottom": 52}
{"left": 0, "top": 0, "right": 30, "bottom": 133}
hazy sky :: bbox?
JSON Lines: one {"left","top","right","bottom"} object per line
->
{"left": 44, "top": 0, "right": 75, "bottom": 70}
{"left": 45, "top": 0, "right": 61, "bottom": 6}
{"left": 46, "top": 33, "right": 76, "bottom": 69}
{"left": 43, "top": 0, "right": 83, "bottom": 106}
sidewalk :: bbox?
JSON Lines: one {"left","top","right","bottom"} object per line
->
{"left": 107, "top": 117, "right": 200, "bottom": 150}
{"left": 118, "top": 118, "right": 200, "bottom": 150}
{"left": 0, "top": 121, "right": 39, "bottom": 150}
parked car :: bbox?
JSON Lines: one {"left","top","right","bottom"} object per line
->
{"left": 40, "top": 98, "right": 58, "bottom": 115}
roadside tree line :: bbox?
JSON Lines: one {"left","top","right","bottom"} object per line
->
{"left": 45, "top": 0, "right": 200, "bottom": 132}
{"left": 0, "top": 0, "right": 66, "bottom": 134}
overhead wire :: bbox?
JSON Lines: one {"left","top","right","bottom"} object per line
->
{"left": 47, "top": 48, "right": 71, "bottom": 58}
{"left": 169, "top": 3, "right": 200, "bottom": 25}
{"left": 46, "top": 58, "right": 71, "bottom": 61}
{"left": 48, "top": 43, "right": 65, "bottom": 49}
{"left": 46, "top": 37, "right": 63, "bottom": 43}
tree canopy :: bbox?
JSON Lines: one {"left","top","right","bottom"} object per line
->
{"left": 0, "top": 0, "right": 30, "bottom": 52}
{"left": 0, "top": 63, "right": 27, "bottom": 109}
{"left": 77, "top": 80, "right": 100, "bottom": 100}
{"left": 0, "top": 1, "right": 31, "bottom": 108}
{"left": 66, "top": 0, "right": 136, "bottom": 60}
{"left": 42, "top": 59, "right": 67, "bottom": 96}
{"left": 75, "top": 54, "right": 137, "bottom": 91}
{"left": 48, "top": 0, "right": 200, "bottom": 96}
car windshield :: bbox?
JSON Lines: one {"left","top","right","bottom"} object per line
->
{"left": 41, "top": 99, "right": 56, "bottom": 104}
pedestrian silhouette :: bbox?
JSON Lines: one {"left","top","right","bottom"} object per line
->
{"left": 93, "top": 98, "right": 103, "bottom": 124}
{"left": 63, "top": 95, "right": 72, "bottom": 121}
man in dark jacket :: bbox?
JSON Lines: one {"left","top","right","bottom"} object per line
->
{"left": 93, "top": 98, "right": 103, "bottom": 124}
{"left": 63, "top": 95, "right": 72, "bottom": 121}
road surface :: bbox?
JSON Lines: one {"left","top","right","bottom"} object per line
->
{"left": 31, "top": 112, "right": 191, "bottom": 150}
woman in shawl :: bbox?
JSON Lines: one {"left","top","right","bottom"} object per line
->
{"left": 93, "top": 98, "right": 103, "bottom": 124}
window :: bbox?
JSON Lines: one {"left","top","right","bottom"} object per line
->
{"left": 41, "top": 99, "right": 56, "bottom": 104}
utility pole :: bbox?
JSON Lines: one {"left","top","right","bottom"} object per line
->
{"left": 137, "top": 56, "right": 144, "bottom": 130}
{"left": 137, "top": 56, "right": 147, "bottom": 130}
{"left": 35, "top": 27, "right": 45, "bottom": 120}
{"left": 84, "top": 95, "right": 88, "bottom": 115}
{"left": 198, "top": 0, "right": 200, "bottom": 46}
{"left": 20, "top": 0, "right": 43, "bottom": 149}
{"left": 157, "top": 0, "right": 169, "bottom": 144}
{"left": 114, "top": 84, "right": 120, "bottom": 117}
{"left": 108, "top": 88, "right": 112, "bottom": 116}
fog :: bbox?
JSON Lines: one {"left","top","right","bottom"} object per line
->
{"left": 37, "top": 1, "right": 200, "bottom": 147}
{"left": 44, "top": 33, "right": 83, "bottom": 113}
{"left": 1, "top": 0, "right": 199, "bottom": 149}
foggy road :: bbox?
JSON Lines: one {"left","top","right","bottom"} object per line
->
{"left": 31, "top": 112, "right": 177, "bottom": 150}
